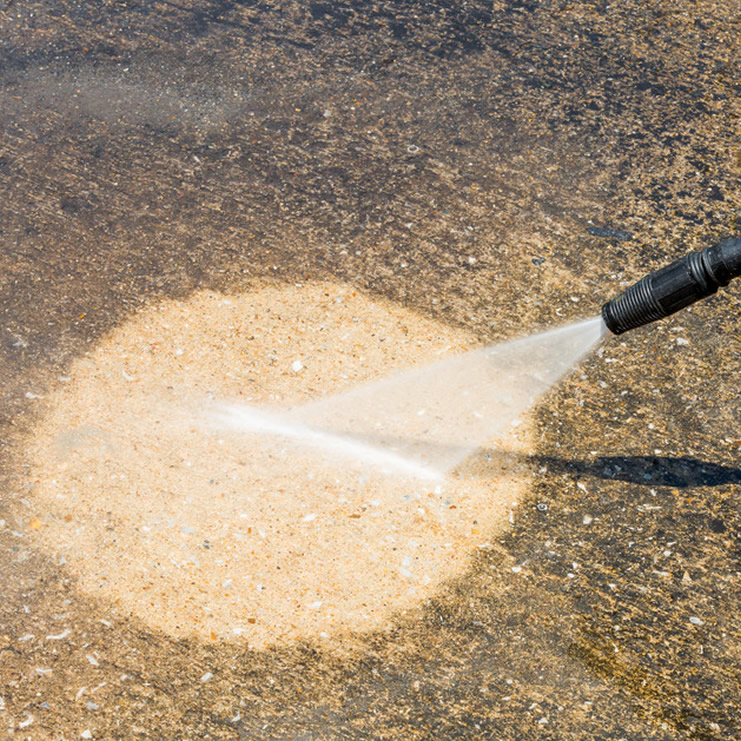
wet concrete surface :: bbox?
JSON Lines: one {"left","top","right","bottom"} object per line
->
{"left": 1, "top": 1, "right": 739, "bottom": 738}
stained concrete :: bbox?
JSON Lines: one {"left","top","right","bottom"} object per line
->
{"left": 0, "top": 1, "right": 739, "bottom": 739}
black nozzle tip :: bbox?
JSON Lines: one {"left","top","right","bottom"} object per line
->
{"left": 601, "top": 301, "right": 622, "bottom": 335}
{"left": 601, "top": 271, "right": 665, "bottom": 335}
{"left": 711, "top": 236, "right": 741, "bottom": 282}
{"left": 601, "top": 236, "right": 741, "bottom": 335}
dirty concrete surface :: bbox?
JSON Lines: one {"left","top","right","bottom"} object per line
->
{"left": 1, "top": 1, "right": 739, "bottom": 739}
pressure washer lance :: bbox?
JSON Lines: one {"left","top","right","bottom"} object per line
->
{"left": 601, "top": 236, "right": 741, "bottom": 335}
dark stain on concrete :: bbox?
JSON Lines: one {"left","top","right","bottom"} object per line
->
{"left": 1, "top": 0, "right": 739, "bottom": 738}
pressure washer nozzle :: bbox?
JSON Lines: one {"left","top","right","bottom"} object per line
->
{"left": 601, "top": 236, "right": 741, "bottom": 335}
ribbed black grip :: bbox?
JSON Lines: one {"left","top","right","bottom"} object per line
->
{"left": 601, "top": 276, "right": 665, "bottom": 334}
{"left": 602, "top": 237, "right": 741, "bottom": 335}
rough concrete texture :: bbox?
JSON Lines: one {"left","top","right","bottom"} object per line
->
{"left": 0, "top": 1, "right": 739, "bottom": 739}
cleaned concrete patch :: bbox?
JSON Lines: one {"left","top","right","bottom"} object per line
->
{"left": 24, "top": 282, "right": 531, "bottom": 646}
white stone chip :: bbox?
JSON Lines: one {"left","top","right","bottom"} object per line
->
{"left": 46, "top": 629, "right": 72, "bottom": 640}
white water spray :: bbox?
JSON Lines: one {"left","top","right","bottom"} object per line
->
{"left": 216, "top": 316, "right": 606, "bottom": 478}
{"left": 213, "top": 403, "right": 443, "bottom": 480}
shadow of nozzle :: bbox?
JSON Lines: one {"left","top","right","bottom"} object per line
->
{"left": 532, "top": 454, "right": 741, "bottom": 489}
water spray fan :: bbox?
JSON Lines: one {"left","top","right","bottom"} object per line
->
{"left": 216, "top": 236, "right": 740, "bottom": 482}
{"left": 602, "top": 236, "right": 741, "bottom": 334}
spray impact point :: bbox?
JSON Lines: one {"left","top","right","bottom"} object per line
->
{"left": 602, "top": 236, "right": 741, "bottom": 334}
